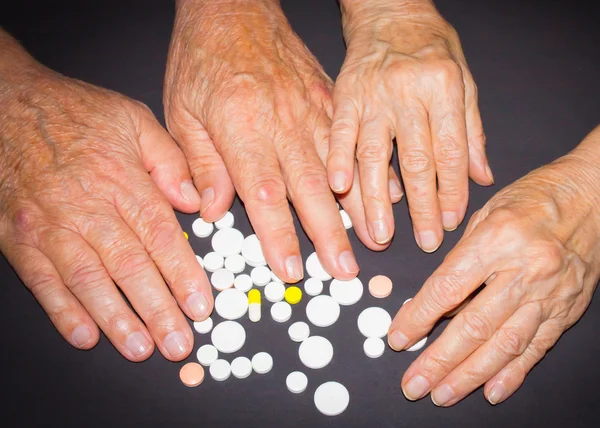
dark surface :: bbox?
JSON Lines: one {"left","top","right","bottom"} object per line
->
{"left": 1, "top": 0, "right": 599, "bottom": 427}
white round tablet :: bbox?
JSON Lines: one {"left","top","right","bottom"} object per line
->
{"left": 193, "top": 316, "right": 213, "bottom": 334}
{"left": 209, "top": 359, "right": 231, "bottom": 381}
{"left": 306, "top": 252, "right": 332, "bottom": 281}
{"left": 271, "top": 301, "right": 292, "bottom": 323}
{"left": 306, "top": 295, "right": 340, "bottom": 328}
{"left": 224, "top": 254, "right": 246, "bottom": 274}
{"left": 251, "top": 352, "right": 273, "bottom": 374}
{"left": 203, "top": 252, "right": 224, "bottom": 272}
{"left": 233, "top": 274, "right": 253, "bottom": 292}
{"left": 231, "top": 356, "right": 253, "bottom": 379}
{"left": 196, "top": 344, "right": 218, "bottom": 366}
{"left": 192, "top": 218, "right": 214, "bottom": 238}
{"left": 211, "top": 228, "right": 244, "bottom": 257}
{"left": 195, "top": 255, "right": 204, "bottom": 268}
{"left": 214, "top": 288, "right": 248, "bottom": 320}
{"left": 357, "top": 307, "right": 392, "bottom": 338}
{"left": 288, "top": 321, "right": 310, "bottom": 342}
{"left": 407, "top": 336, "right": 428, "bottom": 352}
{"left": 241, "top": 234, "right": 266, "bottom": 266}
{"left": 304, "top": 278, "right": 323, "bottom": 296}
{"left": 314, "top": 382, "right": 349, "bottom": 416}
{"left": 403, "top": 297, "right": 412, "bottom": 305}
{"left": 299, "top": 336, "right": 333, "bottom": 369}
{"left": 286, "top": 371, "right": 308, "bottom": 394}
{"left": 339, "top": 209, "right": 352, "bottom": 229}
{"left": 264, "top": 281, "right": 286, "bottom": 303}
{"left": 211, "top": 320, "right": 246, "bottom": 354}
{"left": 363, "top": 337, "right": 385, "bottom": 358}
{"left": 251, "top": 265, "right": 271, "bottom": 286}
{"left": 210, "top": 268, "right": 234, "bottom": 291}
{"left": 214, "top": 211, "right": 234, "bottom": 229}
{"left": 329, "top": 277, "right": 363, "bottom": 306}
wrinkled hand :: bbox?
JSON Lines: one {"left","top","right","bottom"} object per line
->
{"left": 0, "top": 51, "right": 213, "bottom": 361}
{"left": 388, "top": 130, "right": 600, "bottom": 406}
{"left": 329, "top": 0, "right": 494, "bottom": 251}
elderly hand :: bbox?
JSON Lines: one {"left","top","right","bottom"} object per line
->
{"left": 388, "top": 125, "right": 600, "bottom": 406}
{"left": 329, "top": 0, "right": 494, "bottom": 251}
{"left": 0, "top": 32, "right": 213, "bottom": 362}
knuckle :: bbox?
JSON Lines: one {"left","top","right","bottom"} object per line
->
{"left": 145, "top": 217, "right": 180, "bottom": 254}
{"left": 437, "top": 144, "right": 468, "bottom": 166}
{"left": 458, "top": 310, "right": 494, "bottom": 344}
{"left": 292, "top": 170, "right": 330, "bottom": 198}
{"left": 495, "top": 327, "right": 528, "bottom": 357}
{"left": 110, "top": 251, "right": 155, "bottom": 285}
{"left": 420, "top": 352, "right": 453, "bottom": 379}
{"left": 429, "top": 274, "right": 468, "bottom": 311}
{"left": 28, "top": 272, "right": 60, "bottom": 297}
{"left": 431, "top": 58, "right": 463, "bottom": 84}
{"left": 356, "top": 140, "right": 389, "bottom": 164}
{"left": 145, "top": 301, "right": 179, "bottom": 330}
{"left": 400, "top": 150, "right": 434, "bottom": 175}
{"left": 64, "top": 259, "right": 108, "bottom": 295}
{"left": 105, "top": 312, "right": 137, "bottom": 335}
{"left": 244, "top": 177, "right": 287, "bottom": 206}
{"left": 331, "top": 118, "right": 357, "bottom": 139}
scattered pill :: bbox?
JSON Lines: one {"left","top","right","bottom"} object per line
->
{"left": 271, "top": 301, "right": 292, "bottom": 323}
{"left": 288, "top": 321, "right": 310, "bottom": 342}
{"left": 306, "top": 252, "right": 332, "bottom": 281}
{"left": 248, "top": 289, "right": 261, "bottom": 322}
{"left": 407, "top": 336, "right": 428, "bottom": 352}
{"left": 234, "top": 274, "right": 253, "bottom": 292}
{"left": 369, "top": 275, "right": 393, "bottom": 299}
{"left": 271, "top": 271, "right": 283, "bottom": 283}
{"left": 209, "top": 359, "right": 231, "bottom": 382}
{"left": 195, "top": 255, "right": 204, "bottom": 268}
{"left": 183, "top": 231, "right": 189, "bottom": 240}
{"left": 339, "top": 210, "right": 352, "bottom": 229}
{"left": 314, "top": 382, "right": 349, "bottom": 416}
{"left": 179, "top": 362, "right": 205, "bottom": 387}
{"left": 241, "top": 234, "right": 266, "bottom": 266}
{"left": 286, "top": 371, "right": 308, "bottom": 394}
{"left": 196, "top": 344, "right": 218, "bottom": 366}
{"left": 215, "top": 288, "right": 248, "bottom": 320}
{"left": 329, "top": 278, "right": 363, "bottom": 306}
{"left": 231, "top": 356, "right": 253, "bottom": 379}
{"left": 363, "top": 337, "right": 385, "bottom": 358}
{"left": 304, "top": 278, "right": 323, "bottom": 296}
{"left": 251, "top": 352, "right": 273, "bottom": 374}
{"left": 214, "top": 211, "right": 235, "bottom": 229}
{"left": 193, "top": 316, "right": 213, "bottom": 334}
{"left": 284, "top": 286, "right": 302, "bottom": 304}
{"left": 357, "top": 307, "right": 392, "bottom": 338}
{"left": 224, "top": 254, "right": 246, "bottom": 274}
{"left": 211, "top": 321, "right": 246, "bottom": 354}
{"left": 203, "top": 252, "right": 224, "bottom": 272}
{"left": 403, "top": 297, "right": 412, "bottom": 305}
{"left": 211, "top": 268, "right": 235, "bottom": 291}
{"left": 299, "top": 336, "right": 333, "bottom": 369}
{"left": 212, "top": 228, "right": 244, "bottom": 257}
{"left": 251, "top": 265, "right": 271, "bottom": 286}
{"left": 306, "top": 295, "right": 340, "bottom": 328}
{"left": 192, "top": 218, "right": 214, "bottom": 238}
{"left": 264, "top": 281, "right": 286, "bottom": 303}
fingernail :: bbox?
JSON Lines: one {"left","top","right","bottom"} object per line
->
{"left": 442, "top": 211, "right": 458, "bottom": 231}
{"left": 200, "top": 187, "right": 215, "bottom": 214}
{"left": 388, "top": 330, "right": 409, "bottom": 351}
{"left": 331, "top": 172, "right": 347, "bottom": 192}
{"left": 339, "top": 250, "right": 359, "bottom": 274}
{"left": 485, "top": 164, "right": 495, "bottom": 184}
{"left": 186, "top": 291, "right": 210, "bottom": 320}
{"left": 488, "top": 382, "right": 506, "bottom": 405}
{"left": 125, "top": 331, "right": 151, "bottom": 358}
{"left": 431, "top": 384, "right": 456, "bottom": 407}
{"left": 163, "top": 330, "right": 189, "bottom": 359}
{"left": 370, "top": 219, "right": 390, "bottom": 244}
{"left": 72, "top": 325, "right": 93, "bottom": 348}
{"left": 417, "top": 231, "right": 439, "bottom": 252}
{"left": 180, "top": 180, "right": 200, "bottom": 203}
{"left": 389, "top": 179, "right": 403, "bottom": 200}
{"left": 403, "top": 375, "right": 430, "bottom": 401}
{"left": 285, "top": 255, "right": 303, "bottom": 281}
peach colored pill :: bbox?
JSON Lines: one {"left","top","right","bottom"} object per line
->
{"left": 369, "top": 275, "right": 393, "bottom": 298}
{"left": 179, "top": 362, "right": 205, "bottom": 387}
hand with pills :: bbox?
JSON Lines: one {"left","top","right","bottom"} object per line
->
{"left": 0, "top": 31, "right": 214, "bottom": 362}
{"left": 388, "top": 125, "right": 600, "bottom": 407}
{"left": 327, "top": 0, "right": 494, "bottom": 252}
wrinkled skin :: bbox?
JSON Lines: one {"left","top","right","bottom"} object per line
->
{"left": 388, "top": 128, "right": 600, "bottom": 406}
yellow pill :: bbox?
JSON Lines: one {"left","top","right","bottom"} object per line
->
{"left": 183, "top": 231, "right": 189, "bottom": 240}
{"left": 284, "top": 286, "right": 302, "bottom": 305}
{"left": 248, "top": 289, "right": 261, "bottom": 304}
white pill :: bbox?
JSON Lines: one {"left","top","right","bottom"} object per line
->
{"left": 403, "top": 298, "right": 412, "bottom": 305}
{"left": 211, "top": 228, "right": 244, "bottom": 258}
{"left": 306, "top": 295, "right": 340, "bottom": 328}
{"left": 210, "top": 268, "right": 234, "bottom": 291}
{"left": 215, "top": 288, "right": 248, "bottom": 320}
{"left": 251, "top": 265, "right": 271, "bottom": 286}
{"left": 211, "top": 321, "right": 246, "bottom": 354}
{"left": 196, "top": 344, "right": 218, "bottom": 366}
{"left": 214, "top": 211, "right": 235, "bottom": 229}
{"left": 203, "top": 252, "right": 224, "bottom": 272}
{"left": 286, "top": 371, "right": 308, "bottom": 394}
{"left": 195, "top": 255, "right": 204, "bottom": 268}
{"left": 288, "top": 321, "right": 310, "bottom": 342}
{"left": 193, "top": 316, "right": 213, "bottom": 334}
{"left": 407, "top": 336, "right": 428, "bottom": 352}
{"left": 271, "top": 301, "right": 292, "bottom": 323}
{"left": 306, "top": 252, "right": 332, "bottom": 281}
{"left": 304, "top": 278, "right": 323, "bottom": 296}
{"left": 234, "top": 274, "right": 253, "bottom": 292}
{"left": 224, "top": 254, "right": 246, "bottom": 274}
{"left": 357, "top": 307, "right": 392, "bottom": 338}
{"left": 231, "top": 356, "right": 253, "bottom": 379}
{"left": 251, "top": 352, "right": 273, "bottom": 374}
{"left": 339, "top": 209, "right": 352, "bottom": 229}
{"left": 209, "top": 359, "right": 231, "bottom": 381}
{"left": 241, "top": 234, "right": 266, "bottom": 266}
{"left": 363, "top": 337, "right": 385, "bottom": 358}
{"left": 330, "top": 277, "right": 363, "bottom": 306}
{"left": 264, "top": 281, "right": 286, "bottom": 303}
{"left": 271, "top": 271, "right": 283, "bottom": 283}
{"left": 314, "top": 382, "right": 349, "bottom": 416}
{"left": 299, "top": 336, "right": 333, "bottom": 369}
{"left": 249, "top": 302, "right": 261, "bottom": 322}
{"left": 192, "top": 218, "right": 214, "bottom": 238}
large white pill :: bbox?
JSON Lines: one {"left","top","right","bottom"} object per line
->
{"left": 234, "top": 274, "right": 253, "bottom": 292}
{"left": 241, "top": 234, "right": 266, "bottom": 266}
{"left": 357, "top": 307, "right": 392, "bottom": 338}
{"left": 306, "top": 252, "right": 332, "bottom": 281}
{"left": 271, "top": 301, "right": 292, "bottom": 323}
{"left": 363, "top": 337, "right": 385, "bottom": 358}
{"left": 339, "top": 209, "right": 352, "bottom": 229}
{"left": 209, "top": 359, "right": 231, "bottom": 382}
{"left": 251, "top": 265, "right": 271, "bottom": 286}
{"left": 330, "top": 277, "right": 363, "bottom": 306}
{"left": 304, "top": 278, "right": 323, "bottom": 296}
{"left": 193, "top": 316, "right": 213, "bottom": 334}
{"left": 306, "top": 295, "right": 340, "bottom": 327}
{"left": 231, "top": 356, "right": 253, "bottom": 379}
{"left": 407, "top": 336, "right": 428, "bottom": 352}
{"left": 215, "top": 288, "right": 248, "bottom": 320}
{"left": 214, "top": 211, "right": 234, "bottom": 229}
{"left": 314, "top": 382, "right": 349, "bottom": 416}
{"left": 203, "top": 252, "right": 224, "bottom": 272}
{"left": 192, "top": 218, "right": 214, "bottom": 238}
{"left": 288, "top": 321, "right": 310, "bottom": 342}
{"left": 299, "top": 336, "right": 333, "bottom": 369}
{"left": 196, "top": 344, "right": 218, "bottom": 366}
{"left": 251, "top": 352, "right": 273, "bottom": 374}
{"left": 211, "top": 228, "right": 244, "bottom": 257}
{"left": 211, "top": 321, "right": 246, "bottom": 353}
{"left": 224, "top": 254, "right": 246, "bottom": 274}
{"left": 211, "top": 268, "right": 234, "bottom": 291}
{"left": 195, "top": 255, "right": 204, "bottom": 268}
{"left": 286, "top": 371, "right": 308, "bottom": 394}
{"left": 264, "top": 281, "right": 286, "bottom": 303}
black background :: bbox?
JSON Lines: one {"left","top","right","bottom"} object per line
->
{"left": 1, "top": 1, "right": 599, "bottom": 427}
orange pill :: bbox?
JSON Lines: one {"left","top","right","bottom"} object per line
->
{"left": 179, "top": 362, "right": 205, "bottom": 387}
{"left": 369, "top": 275, "right": 393, "bottom": 298}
